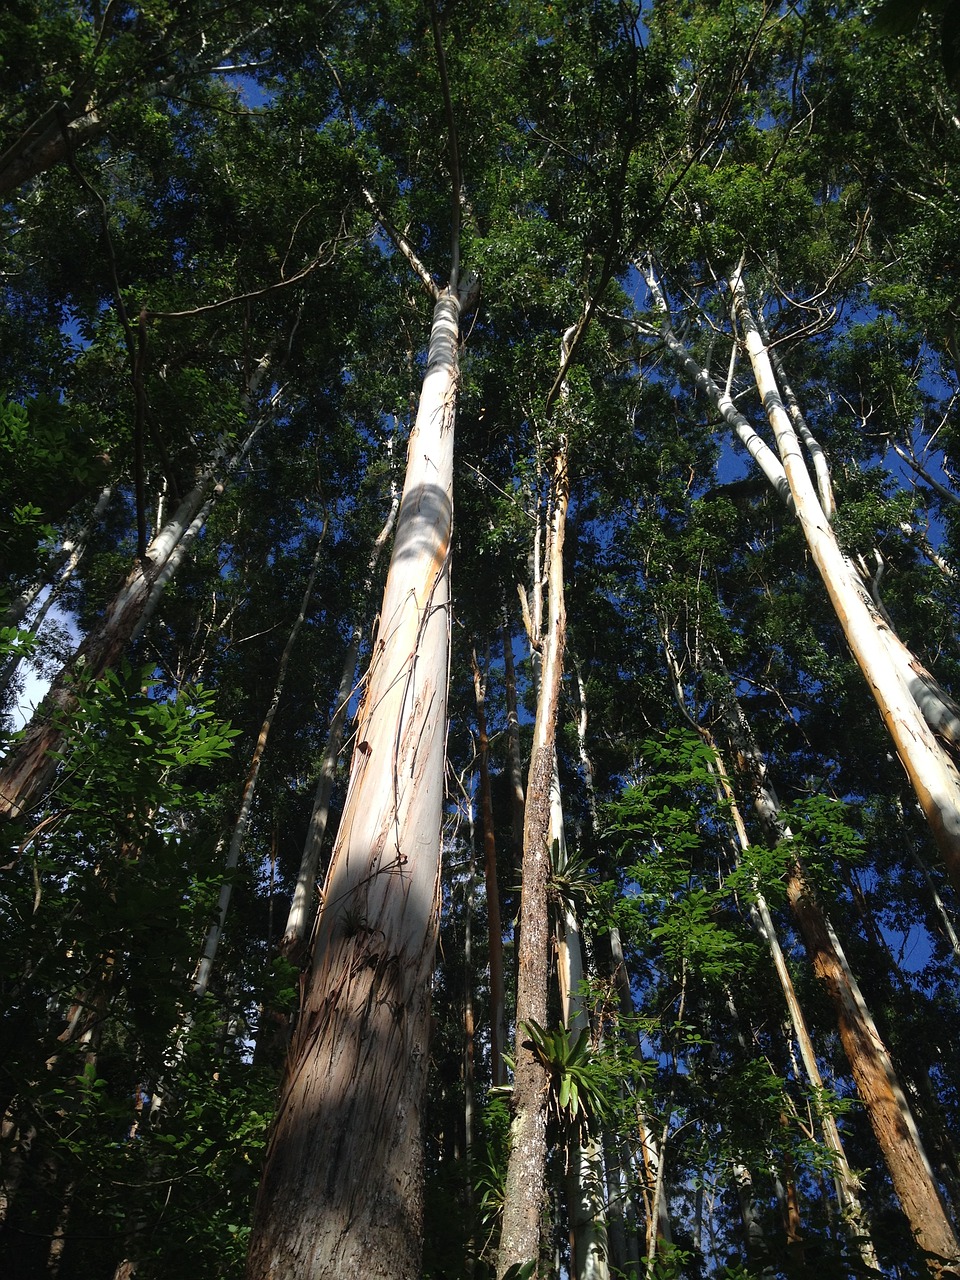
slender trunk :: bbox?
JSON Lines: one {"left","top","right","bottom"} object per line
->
{"left": 0, "top": 408, "right": 271, "bottom": 821}
{"left": 498, "top": 330, "right": 572, "bottom": 1279}
{"left": 649, "top": 261, "right": 960, "bottom": 893}
{"left": 246, "top": 281, "right": 471, "bottom": 1279}
{"left": 779, "top": 1119, "right": 806, "bottom": 1274}
{"left": 726, "top": 696, "right": 960, "bottom": 1278}
{"left": 193, "top": 531, "right": 325, "bottom": 999}
{"left": 732, "top": 1162, "right": 774, "bottom": 1276}
{"left": 607, "top": 923, "right": 655, "bottom": 1272}
{"left": 671, "top": 644, "right": 881, "bottom": 1270}
{"left": 473, "top": 648, "right": 508, "bottom": 1086}
{"left": 729, "top": 266, "right": 960, "bottom": 896}
{"left": 644, "top": 1118, "right": 671, "bottom": 1278}
{"left": 1, "top": 481, "right": 113, "bottom": 634}
{"left": 910, "top": 846, "right": 960, "bottom": 964}
{"left": 464, "top": 809, "right": 477, "bottom": 1277}
{"left": 279, "top": 489, "right": 399, "bottom": 961}
{"left": 552, "top": 771, "right": 609, "bottom": 1280}
{"left": 785, "top": 866, "right": 960, "bottom": 1275}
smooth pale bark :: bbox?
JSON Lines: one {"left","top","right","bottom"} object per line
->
{"left": 551, "top": 773, "right": 609, "bottom": 1280}
{"left": 193, "top": 532, "right": 325, "bottom": 998}
{"left": 649, "top": 263, "right": 960, "bottom": 868}
{"left": 758, "top": 312, "right": 835, "bottom": 520}
{"left": 472, "top": 649, "right": 508, "bottom": 1087}
{"left": 643, "top": 265, "right": 793, "bottom": 507}
{"left": 2, "top": 482, "right": 113, "bottom": 632}
{"left": 279, "top": 490, "right": 399, "bottom": 961}
{"left": 246, "top": 284, "right": 468, "bottom": 1280}
{"left": 730, "top": 267, "right": 960, "bottom": 897}
{"left": 0, "top": 407, "right": 270, "bottom": 821}
{"left": 726, "top": 696, "right": 960, "bottom": 1278}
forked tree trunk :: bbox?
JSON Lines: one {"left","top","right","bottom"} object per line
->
{"left": 729, "top": 266, "right": 960, "bottom": 896}
{"left": 725, "top": 695, "right": 960, "bottom": 1278}
{"left": 498, "top": 328, "right": 572, "bottom": 1279}
{"left": 245, "top": 281, "right": 473, "bottom": 1279}
{"left": 648, "top": 261, "right": 960, "bottom": 896}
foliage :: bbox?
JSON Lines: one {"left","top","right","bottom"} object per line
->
{"left": 2, "top": 0, "right": 960, "bottom": 1276}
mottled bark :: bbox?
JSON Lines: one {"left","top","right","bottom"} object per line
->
{"left": 246, "top": 284, "right": 469, "bottom": 1280}
{"left": 498, "top": 332, "right": 571, "bottom": 1278}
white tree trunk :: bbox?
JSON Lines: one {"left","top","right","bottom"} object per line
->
{"left": 729, "top": 265, "right": 960, "bottom": 897}
{"left": 0, "top": 403, "right": 272, "bottom": 821}
{"left": 279, "top": 489, "right": 399, "bottom": 961}
{"left": 246, "top": 284, "right": 467, "bottom": 1280}
{"left": 552, "top": 770, "right": 610, "bottom": 1280}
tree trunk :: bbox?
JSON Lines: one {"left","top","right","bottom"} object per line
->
{"left": 193, "top": 529, "right": 325, "bottom": 999}
{"left": 502, "top": 614, "right": 527, "bottom": 866}
{"left": 279, "top": 488, "right": 399, "bottom": 962}
{"left": 552, "top": 770, "right": 609, "bottom": 1280}
{"left": 649, "top": 260, "right": 960, "bottom": 895}
{"left": 245, "top": 282, "right": 470, "bottom": 1280}
{"left": 683, "top": 677, "right": 881, "bottom": 1271}
{"left": 0, "top": 407, "right": 270, "bottom": 821}
{"left": 729, "top": 265, "right": 960, "bottom": 897}
{"left": 498, "top": 329, "right": 572, "bottom": 1279}
{"left": 725, "top": 692, "right": 960, "bottom": 1278}
{"left": 1, "top": 481, "right": 113, "bottom": 631}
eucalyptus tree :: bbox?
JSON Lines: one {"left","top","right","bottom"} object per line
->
{"left": 243, "top": 0, "right": 484, "bottom": 1267}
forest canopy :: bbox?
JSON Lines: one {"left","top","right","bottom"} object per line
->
{"left": 2, "top": 1, "right": 960, "bottom": 1278}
